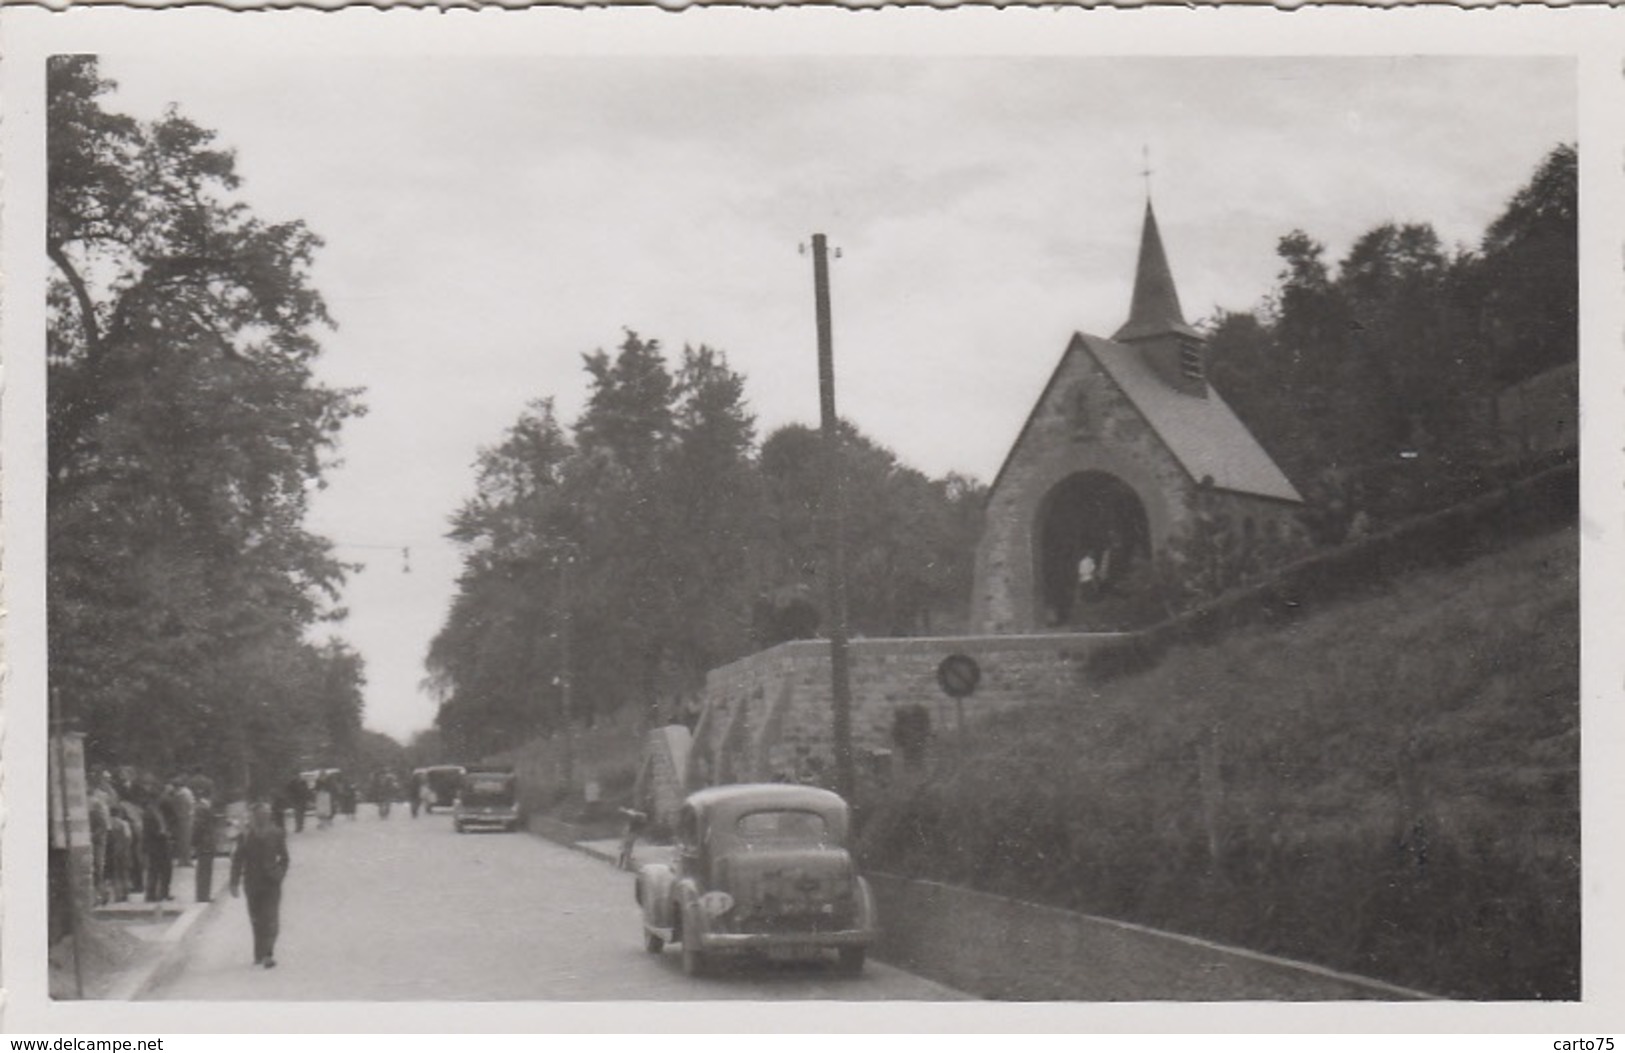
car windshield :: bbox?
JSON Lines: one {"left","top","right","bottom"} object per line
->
{"left": 462, "top": 775, "right": 514, "bottom": 804}
{"left": 735, "top": 809, "right": 828, "bottom": 846}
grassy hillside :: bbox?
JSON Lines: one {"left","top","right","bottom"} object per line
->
{"left": 858, "top": 524, "right": 1579, "bottom": 1000}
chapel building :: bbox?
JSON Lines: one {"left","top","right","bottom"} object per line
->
{"left": 970, "top": 200, "right": 1304, "bottom": 634}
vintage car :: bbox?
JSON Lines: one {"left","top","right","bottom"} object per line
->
{"left": 634, "top": 783, "right": 878, "bottom": 977}
{"left": 413, "top": 765, "right": 467, "bottom": 813}
{"left": 453, "top": 766, "right": 520, "bottom": 833}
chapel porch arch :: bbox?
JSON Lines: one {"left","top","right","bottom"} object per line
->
{"left": 1035, "top": 470, "right": 1152, "bottom": 627}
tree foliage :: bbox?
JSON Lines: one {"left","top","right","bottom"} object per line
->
{"left": 427, "top": 332, "right": 985, "bottom": 759}
{"left": 48, "top": 56, "right": 366, "bottom": 793}
{"left": 1207, "top": 143, "right": 1576, "bottom": 539}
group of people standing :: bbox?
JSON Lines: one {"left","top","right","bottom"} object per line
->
{"left": 87, "top": 768, "right": 219, "bottom": 908}
{"left": 274, "top": 770, "right": 360, "bottom": 832}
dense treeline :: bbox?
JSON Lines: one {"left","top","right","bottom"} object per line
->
{"left": 427, "top": 333, "right": 985, "bottom": 758}
{"left": 47, "top": 57, "right": 368, "bottom": 795}
{"left": 1206, "top": 144, "right": 1576, "bottom": 540}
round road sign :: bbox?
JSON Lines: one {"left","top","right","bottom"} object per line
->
{"left": 936, "top": 654, "right": 981, "bottom": 698}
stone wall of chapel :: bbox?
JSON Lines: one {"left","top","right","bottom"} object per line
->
{"left": 971, "top": 345, "right": 1198, "bottom": 634}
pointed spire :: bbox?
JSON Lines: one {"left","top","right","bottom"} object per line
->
{"left": 1114, "top": 199, "right": 1199, "bottom": 343}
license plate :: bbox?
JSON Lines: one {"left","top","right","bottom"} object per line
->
{"left": 766, "top": 945, "right": 817, "bottom": 961}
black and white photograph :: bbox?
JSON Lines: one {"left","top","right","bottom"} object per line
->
{"left": 4, "top": 6, "right": 1621, "bottom": 1038}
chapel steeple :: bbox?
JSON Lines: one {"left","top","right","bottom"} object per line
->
{"left": 1115, "top": 200, "right": 1200, "bottom": 343}
{"left": 1112, "top": 198, "right": 1207, "bottom": 396}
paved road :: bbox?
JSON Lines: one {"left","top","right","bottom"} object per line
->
{"left": 148, "top": 808, "right": 966, "bottom": 1000}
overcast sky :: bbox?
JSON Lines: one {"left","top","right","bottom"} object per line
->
{"left": 91, "top": 53, "right": 1574, "bottom": 742}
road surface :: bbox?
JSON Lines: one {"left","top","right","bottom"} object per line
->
{"left": 148, "top": 808, "right": 966, "bottom": 1000}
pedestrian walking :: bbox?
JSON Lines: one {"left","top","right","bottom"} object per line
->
{"left": 409, "top": 773, "right": 422, "bottom": 818}
{"left": 193, "top": 796, "right": 217, "bottom": 903}
{"left": 616, "top": 807, "right": 648, "bottom": 871}
{"left": 315, "top": 774, "right": 335, "bottom": 829}
{"left": 417, "top": 778, "right": 434, "bottom": 816}
{"left": 230, "top": 802, "right": 290, "bottom": 968}
{"left": 376, "top": 772, "right": 398, "bottom": 819}
{"left": 285, "top": 774, "right": 310, "bottom": 833}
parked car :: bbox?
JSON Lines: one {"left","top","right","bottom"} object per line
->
{"left": 454, "top": 767, "right": 520, "bottom": 833}
{"left": 634, "top": 783, "right": 877, "bottom": 977}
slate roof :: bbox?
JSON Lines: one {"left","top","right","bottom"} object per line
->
{"left": 1079, "top": 333, "right": 1303, "bottom": 503}
{"left": 988, "top": 332, "right": 1303, "bottom": 504}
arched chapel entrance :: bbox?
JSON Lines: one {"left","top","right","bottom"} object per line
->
{"left": 1035, "top": 470, "right": 1151, "bottom": 627}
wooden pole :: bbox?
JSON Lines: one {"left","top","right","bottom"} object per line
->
{"left": 51, "top": 689, "right": 85, "bottom": 998}
{"left": 811, "top": 233, "right": 856, "bottom": 802}
{"left": 558, "top": 549, "right": 575, "bottom": 795}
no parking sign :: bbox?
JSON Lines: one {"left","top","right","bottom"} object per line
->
{"left": 937, "top": 653, "right": 981, "bottom": 739}
{"left": 936, "top": 653, "right": 981, "bottom": 698}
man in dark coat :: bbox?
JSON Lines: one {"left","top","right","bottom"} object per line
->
{"left": 231, "top": 802, "right": 290, "bottom": 968}
{"left": 141, "top": 792, "right": 173, "bottom": 902}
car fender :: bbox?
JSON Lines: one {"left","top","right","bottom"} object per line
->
{"left": 670, "top": 878, "right": 706, "bottom": 942}
{"left": 638, "top": 863, "right": 678, "bottom": 929}
{"left": 855, "top": 875, "right": 878, "bottom": 934}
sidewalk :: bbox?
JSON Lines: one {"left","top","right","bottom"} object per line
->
{"left": 571, "top": 838, "right": 675, "bottom": 870}
{"left": 92, "top": 858, "right": 231, "bottom": 999}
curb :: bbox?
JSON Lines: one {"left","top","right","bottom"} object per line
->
{"left": 107, "top": 868, "right": 231, "bottom": 1001}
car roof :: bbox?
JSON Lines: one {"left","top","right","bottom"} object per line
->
{"left": 685, "top": 782, "right": 847, "bottom": 815}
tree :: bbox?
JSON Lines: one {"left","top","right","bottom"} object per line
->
{"left": 429, "top": 333, "right": 987, "bottom": 762}
{"left": 756, "top": 422, "right": 984, "bottom": 638}
{"left": 1208, "top": 144, "right": 1576, "bottom": 538}
{"left": 1478, "top": 143, "right": 1577, "bottom": 384}
{"left": 47, "top": 57, "right": 364, "bottom": 782}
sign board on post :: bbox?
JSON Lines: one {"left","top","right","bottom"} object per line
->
{"left": 49, "top": 731, "right": 90, "bottom": 850}
{"left": 936, "top": 654, "right": 982, "bottom": 740}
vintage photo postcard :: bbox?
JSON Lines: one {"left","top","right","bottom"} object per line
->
{"left": 2, "top": 4, "right": 1622, "bottom": 1037}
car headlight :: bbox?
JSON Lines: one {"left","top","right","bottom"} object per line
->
{"left": 698, "top": 891, "right": 734, "bottom": 918}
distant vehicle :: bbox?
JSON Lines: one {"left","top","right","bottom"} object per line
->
{"left": 299, "top": 768, "right": 342, "bottom": 791}
{"left": 413, "top": 765, "right": 466, "bottom": 813}
{"left": 453, "top": 767, "right": 520, "bottom": 833}
{"left": 634, "top": 783, "right": 877, "bottom": 977}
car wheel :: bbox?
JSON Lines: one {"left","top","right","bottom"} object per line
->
{"left": 644, "top": 929, "right": 664, "bottom": 954}
{"left": 837, "top": 947, "right": 866, "bottom": 976}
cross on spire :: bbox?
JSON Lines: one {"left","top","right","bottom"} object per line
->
{"left": 1140, "top": 145, "right": 1154, "bottom": 197}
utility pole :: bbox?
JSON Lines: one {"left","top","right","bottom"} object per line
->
{"left": 557, "top": 548, "right": 575, "bottom": 795}
{"left": 810, "top": 233, "right": 856, "bottom": 802}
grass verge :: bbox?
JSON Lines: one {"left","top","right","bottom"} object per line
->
{"left": 858, "top": 524, "right": 1579, "bottom": 1000}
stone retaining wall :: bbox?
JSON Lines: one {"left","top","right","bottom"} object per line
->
{"left": 866, "top": 872, "right": 1436, "bottom": 1001}
{"left": 690, "top": 633, "right": 1124, "bottom": 789}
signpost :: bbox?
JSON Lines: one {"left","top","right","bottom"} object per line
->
{"left": 936, "top": 653, "right": 981, "bottom": 741}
